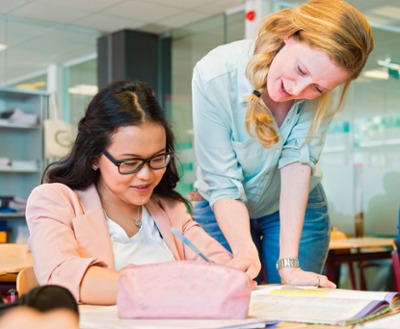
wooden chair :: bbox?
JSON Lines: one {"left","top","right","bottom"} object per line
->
{"left": 0, "top": 243, "right": 34, "bottom": 295}
{"left": 392, "top": 250, "right": 400, "bottom": 291}
{"left": 16, "top": 266, "right": 39, "bottom": 296}
{"left": 329, "top": 227, "right": 357, "bottom": 289}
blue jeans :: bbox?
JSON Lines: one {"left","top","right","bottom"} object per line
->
{"left": 193, "top": 183, "right": 330, "bottom": 283}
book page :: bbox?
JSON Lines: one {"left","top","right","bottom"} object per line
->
{"left": 354, "top": 311, "right": 400, "bottom": 328}
{"left": 253, "top": 285, "right": 399, "bottom": 304}
{"left": 250, "top": 286, "right": 395, "bottom": 325}
{"left": 250, "top": 294, "right": 388, "bottom": 325}
{"left": 322, "top": 289, "right": 398, "bottom": 304}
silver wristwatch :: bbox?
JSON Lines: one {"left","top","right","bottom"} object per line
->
{"left": 276, "top": 257, "right": 300, "bottom": 270}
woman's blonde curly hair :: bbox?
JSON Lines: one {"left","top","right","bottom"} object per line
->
{"left": 245, "top": 0, "right": 374, "bottom": 148}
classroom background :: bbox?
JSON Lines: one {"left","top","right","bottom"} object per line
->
{"left": 0, "top": 0, "right": 399, "bottom": 290}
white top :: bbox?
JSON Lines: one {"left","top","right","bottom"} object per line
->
{"left": 106, "top": 206, "right": 175, "bottom": 270}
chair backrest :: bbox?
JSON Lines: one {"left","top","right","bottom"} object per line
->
{"left": 392, "top": 250, "right": 400, "bottom": 291}
{"left": 397, "top": 208, "right": 400, "bottom": 249}
{"left": 16, "top": 266, "right": 39, "bottom": 296}
{"left": 330, "top": 227, "right": 347, "bottom": 241}
{"left": 393, "top": 208, "right": 400, "bottom": 291}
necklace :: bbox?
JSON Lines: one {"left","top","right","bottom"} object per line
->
{"left": 100, "top": 194, "right": 142, "bottom": 229}
{"left": 132, "top": 206, "right": 142, "bottom": 228}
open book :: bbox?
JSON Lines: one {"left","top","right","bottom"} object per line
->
{"left": 249, "top": 285, "right": 400, "bottom": 326}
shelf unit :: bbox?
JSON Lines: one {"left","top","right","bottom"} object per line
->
{"left": 0, "top": 88, "right": 48, "bottom": 241}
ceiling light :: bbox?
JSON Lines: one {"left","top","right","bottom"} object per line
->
{"left": 363, "top": 69, "right": 389, "bottom": 80}
{"left": 15, "top": 81, "right": 46, "bottom": 90}
{"left": 68, "top": 84, "right": 98, "bottom": 96}
{"left": 364, "top": 14, "right": 393, "bottom": 26}
{"left": 369, "top": 6, "right": 400, "bottom": 20}
{"left": 0, "top": 43, "right": 7, "bottom": 52}
{"left": 377, "top": 57, "right": 400, "bottom": 70}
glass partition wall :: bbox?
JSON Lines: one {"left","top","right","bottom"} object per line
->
{"left": 0, "top": 15, "right": 100, "bottom": 126}
{"left": 170, "top": 10, "right": 245, "bottom": 197}
{"left": 320, "top": 26, "right": 400, "bottom": 238}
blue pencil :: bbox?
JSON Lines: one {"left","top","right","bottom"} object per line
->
{"left": 170, "top": 227, "right": 212, "bottom": 262}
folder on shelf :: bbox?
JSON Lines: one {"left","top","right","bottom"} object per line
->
{"left": 1, "top": 108, "right": 39, "bottom": 125}
{"left": 0, "top": 195, "right": 27, "bottom": 213}
{"left": 0, "top": 221, "right": 7, "bottom": 243}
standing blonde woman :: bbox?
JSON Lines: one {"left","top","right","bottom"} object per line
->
{"left": 191, "top": 0, "right": 374, "bottom": 287}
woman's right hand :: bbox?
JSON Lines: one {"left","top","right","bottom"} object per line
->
{"left": 226, "top": 244, "right": 261, "bottom": 279}
{"left": 279, "top": 266, "right": 336, "bottom": 288}
{"left": 213, "top": 198, "right": 262, "bottom": 279}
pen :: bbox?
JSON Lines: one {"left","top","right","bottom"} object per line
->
{"left": 170, "top": 227, "right": 212, "bottom": 262}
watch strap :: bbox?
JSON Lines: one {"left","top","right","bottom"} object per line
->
{"left": 276, "top": 257, "right": 300, "bottom": 270}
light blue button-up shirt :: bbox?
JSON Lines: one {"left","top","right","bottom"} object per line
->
{"left": 192, "top": 39, "right": 334, "bottom": 219}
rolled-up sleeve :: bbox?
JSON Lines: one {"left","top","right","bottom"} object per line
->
{"left": 192, "top": 60, "right": 247, "bottom": 207}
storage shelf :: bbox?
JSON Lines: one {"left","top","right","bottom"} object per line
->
{"left": 0, "top": 122, "right": 40, "bottom": 129}
{"left": 0, "top": 88, "right": 48, "bottom": 221}
{"left": 0, "top": 168, "right": 40, "bottom": 173}
{"left": 355, "top": 138, "right": 400, "bottom": 148}
{"left": 0, "top": 212, "right": 25, "bottom": 219}
{"left": 0, "top": 88, "right": 48, "bottom": 241}
{"left": 322, "top": 146, "right": 348, "bottom": 153}
{"left": 323, "top": 138, "right": 400, "bottom": 153}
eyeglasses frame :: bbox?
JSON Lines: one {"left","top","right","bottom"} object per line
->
{"left": 102, "top": 149, "right": 174, "bottom": 175}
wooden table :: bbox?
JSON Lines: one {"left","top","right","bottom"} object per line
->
{"left": 79, "top": 304, "right": 355, "bottom": 329}
{"left": 0, "top": 243, "right": 33, "bottom": 274}
{"left": 0, "top": 243, "right": 33, "bottom": 295}
{"left": 326, "top": 237, "right": 396, "bottom": 290}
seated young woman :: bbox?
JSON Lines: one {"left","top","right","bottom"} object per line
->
{"left": 26, "top": 80, "right": 233, "bottom": 305}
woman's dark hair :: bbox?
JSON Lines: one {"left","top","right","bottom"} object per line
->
{"left": 43, "top": 80, "right": 189, "bottom": 206}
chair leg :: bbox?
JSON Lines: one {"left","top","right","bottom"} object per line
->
{"left": 359, "top": 262, "right": 368, "bottom": 290}
{"left": 392, "top": 251, "right": 400, "bottom": 291}
{"left": 347, "top": 262, "right": 358, "bottom": 290}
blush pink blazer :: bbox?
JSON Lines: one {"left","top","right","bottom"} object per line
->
{"left": 26, "top": 183, "right": 232, "bottom": 301}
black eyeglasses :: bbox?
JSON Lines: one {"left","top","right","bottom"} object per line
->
{"left": 102, "top": 149, "right": 174, "bottom": 175}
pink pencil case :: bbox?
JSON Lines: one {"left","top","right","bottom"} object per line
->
{"left": 117, "top": 261, "right": 251, "bottom": 319}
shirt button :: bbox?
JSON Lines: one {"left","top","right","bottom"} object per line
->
{"left": 276, "top": 149, "right": 280, "bottom": 153}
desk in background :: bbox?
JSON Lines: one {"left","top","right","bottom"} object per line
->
{"left": 326, "top": 237, "right": 396, "bottom": 290}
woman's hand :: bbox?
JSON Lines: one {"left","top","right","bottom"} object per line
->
{"left": 213, "top": 198, "right": 261, "bottom": 279}
{"left": 226, "top": 245, "right": 262, "bottom": 279}
{"left": 278, "top": 267, "right": 336, "bottom": 288}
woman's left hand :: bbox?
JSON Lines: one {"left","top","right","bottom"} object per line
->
{"left": 278, "top": 267, "right": 336, "bottom": 288}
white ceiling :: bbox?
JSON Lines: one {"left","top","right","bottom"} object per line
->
{"left": 0, "top": 0, "right": 247, "bottom": 34}
{"left": 1, "top": 0, "right": 400, "bottom": 86}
